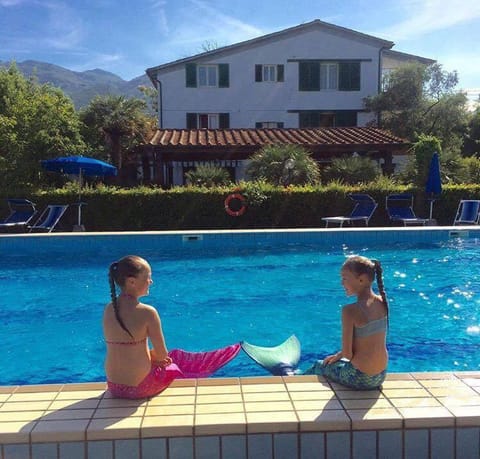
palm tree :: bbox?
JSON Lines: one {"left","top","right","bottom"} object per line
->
{"left": 80, "top": 95, "right": 155, "bottom": 171}
{"left": 246, "top": 144, "right": 320, "bottom": 186}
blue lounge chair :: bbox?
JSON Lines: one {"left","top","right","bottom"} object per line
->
{"left": 29, "top": 205, "right": 69, "bottom": 232}
{"left": 386, "top": 193, "right": 427, "bottom": 226}
{"left": 453, "top": 200, "right": 480, "bottom": 225}
{"left": 322, "top": 193, "right": 378, "bottom": 227}
{"left": 0, "top": 199, "right": 37, "bottom": 232}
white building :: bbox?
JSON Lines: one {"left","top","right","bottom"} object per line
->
{"left": 139, "top": 19, "right": 433, "bottom": 186}
{"left": 146, "top": 19, "right": 434, "bottom": 131}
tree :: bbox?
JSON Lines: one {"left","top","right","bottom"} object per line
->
{"left": 463, "top": 107, "right": 480, "bottom": 156}
{"left": 246, "top": 144, "right": 320, "bottom": 186}
{"left": 413, "top": 134, "right": 442, "bottom": 187}
{"left": 0, "top": 64, "right": 85, "bottom": 188}
{"left": 79, "top": 95, "right": 156, "bottom": 171}
{"left": 365, "top": 63, "right": 469, "bottom": 153}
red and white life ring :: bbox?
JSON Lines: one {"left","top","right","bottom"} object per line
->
{"left": 224, "top": 193, "right": 247, "bottom": 217}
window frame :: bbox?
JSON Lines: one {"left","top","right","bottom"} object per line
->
{"left": 320, "top": 62, "right": 338, "bottom": 90}
{"left": 198, "top": 64, "right": 218, "bottom": 87}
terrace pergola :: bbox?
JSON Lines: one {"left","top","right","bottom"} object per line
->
{"left": 133, "top": 127, "right": 410, "bottom": 187}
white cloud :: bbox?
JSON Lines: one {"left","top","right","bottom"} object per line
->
{"left": 41, "top": 1, "right": 85, "bottom": 50}
{"left": 376, "top": 0, "right": 480, "bottom": 40}
{"left": 168, "top": 0, "right": 263, "bottom": 49}
{"left": 69, "top": 52, "right": 123, "bottom": 72}
{"left": 0, "top": 0, "right": 26, "bottom": 6}
{"left": 149, "top": 0, "right": 169, "bottom": 35}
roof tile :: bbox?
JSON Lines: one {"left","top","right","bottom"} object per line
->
{"left": 149, "top": 127, "right": 408, "bottom": 148}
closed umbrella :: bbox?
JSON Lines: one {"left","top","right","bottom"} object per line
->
{"left": 41, "top": 155, "right": 117, "bottom": 228}
{"left": 425, "top": 152, "right": 442, "bottom": 220}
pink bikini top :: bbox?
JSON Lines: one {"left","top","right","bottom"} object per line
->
{"left": 105, "top": 337, "right": 147, "bottom": 346}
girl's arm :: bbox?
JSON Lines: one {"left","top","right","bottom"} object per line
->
{"left": 323, "top": 307, "right": 354, "bottom": 365}
{"left": 146, "top": 306, "right": 172, "bottom": 367}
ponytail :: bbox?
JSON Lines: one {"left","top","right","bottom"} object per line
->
{"left": 373, "top": 259, "right": 389, "bottom": 324}
{"left": 109, "top": 261, "right": 134, "bottom": 338}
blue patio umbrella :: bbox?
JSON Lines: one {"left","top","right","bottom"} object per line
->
{"left": 41, "top": 155, "right": 117, "bottom": 227}
{"left": 425, "top": 152, "right": 442, "bottom": 220}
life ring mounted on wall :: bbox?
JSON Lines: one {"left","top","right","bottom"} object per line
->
{"left": 224, "top": 193, "right": 247, "bottom": 217}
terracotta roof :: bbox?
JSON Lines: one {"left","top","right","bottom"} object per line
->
{"left": 149, "top": 127, "right": 409, "bottom": 150}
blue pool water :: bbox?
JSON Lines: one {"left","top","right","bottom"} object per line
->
{"left": 1, "top": 231, "right": 480, "bottom": 385}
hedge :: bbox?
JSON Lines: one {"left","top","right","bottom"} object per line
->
{"left": 1, "top": 183, "right": 480, "bottom": 232}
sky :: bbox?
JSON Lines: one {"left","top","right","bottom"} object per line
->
{"left": 1, "top": 0, "right": 479, "bottom": 100}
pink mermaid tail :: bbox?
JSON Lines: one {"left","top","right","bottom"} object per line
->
{"left": 107, "top": 363, "right": 183, "bottom": 399}
{"left": 169, "top": 343, "right": 242, "bottom": 378}
{"left": 108, "top": 343, "right": 241, "bottom": 399}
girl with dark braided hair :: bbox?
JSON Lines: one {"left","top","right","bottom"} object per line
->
{"left": 104, "top": 255, "right": 181, "bottom": 399}
{"left": 305, "top": 255, "right": 388, "bottom": 389}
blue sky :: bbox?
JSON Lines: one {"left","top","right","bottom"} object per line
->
{"left": 1, "top": 0, "right": 479, "bottom": 97}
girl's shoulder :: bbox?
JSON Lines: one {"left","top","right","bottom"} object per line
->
{"left": 137, "top": 302, "right": 160, "bottom": 317}
{"left": 342, "top": 303, "right": 359, "bottom": 317}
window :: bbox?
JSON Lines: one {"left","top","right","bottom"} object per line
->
{"left": 185, "top": 63, "right": 229, "bottom": 88}
{"left": 320, "top": 63, "right": 338, "bottom": 90}
{"left": 299, "top": 61, "right": 360, "bottom": 91}
{"left": 186, "top": 113, "right": 230, "bottom": 129}
{"left": 255, "top": 122, "right": 284, "bottom": 128}
{"left": 198, "top": 65, "right": 217, "bottom": 87}
{"left": 263, "top": 65, "right": 276, "bottom": 82}
{"left": 255, "top": 64, "right": 285, "bottom": 82}
{"left": 198, "top": 114, "right": 218, "bottom": 129}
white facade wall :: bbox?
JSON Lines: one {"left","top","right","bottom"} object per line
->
{"left": 153, "top": 26, "right": 384, "bottom": 129}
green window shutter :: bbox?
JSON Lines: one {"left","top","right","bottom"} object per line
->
{"left": 255, "top": 65, "right": 263, "bottom": 82}
{"left": 255, "top": 122, "right": 262, "bottom": 128}
{"left": 186, "top": 113, "right": 197, "bottom": 128}
{"left": 185, "top": 63, "right": 197, "bottom": 88}
{"left": 277, "top": 64, "right": 284, "bottom": 82}
{"left": 219, "top": 113, "right": 230, "bottom": 128}
{"left": 278, "top": 122, "right": 284, "bottom": 128}
{"left": 299, "top": 61, "right": 320, "bottom": 91}
{"left": 339, "top": 62, "right": 360, "bottom": 91}
{"left": 335, "top": 111, "right": 357, "bottom": 127}
{"left": 218, "top": 64, "right": 229, "bottom": 88}
{"left": 299, "top": 111, "right": 321, "bottom": 127}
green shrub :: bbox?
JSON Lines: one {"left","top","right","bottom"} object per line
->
{"left": 321, "top": 156, "right": 381, "bottom": 184}
{"left": 2, "top": 182, "right": 480, "bottom": 230}
{"left": 246, "top": 144, "right": 320, "bottom": 186}
{"left": 184, "top": 164, "right": 232, "bottom": 187}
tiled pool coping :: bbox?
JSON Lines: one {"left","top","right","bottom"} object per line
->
{"left": 1, "top": 372, "right": 479, "bottom": 458}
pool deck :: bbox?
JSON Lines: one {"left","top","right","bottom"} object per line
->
{"left": 1, "top": 372, "right": 479, "bottom": 459}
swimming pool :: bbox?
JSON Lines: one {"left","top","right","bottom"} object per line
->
{"left": 1, "top": 228, "right": 479, "bottom": 385}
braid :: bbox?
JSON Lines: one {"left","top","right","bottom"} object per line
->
{"left": 109, "top": 261, "right": 134, "bottom": 338}
{"left": 373, "top": 259, "right": 389, "bottom": 321}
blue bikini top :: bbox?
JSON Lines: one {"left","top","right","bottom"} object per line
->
{"left": 354, "top": 316, "right": 388, "bottom": 338}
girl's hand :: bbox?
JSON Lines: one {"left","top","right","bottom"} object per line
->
{"left": 159, "top": 356, "right": 173, "bottom": 368}
{"left": 323, "top": 352, "right": 342, "bottom": 365}
{"left": 150, "top": 349, "right": 173, "bottom": 367}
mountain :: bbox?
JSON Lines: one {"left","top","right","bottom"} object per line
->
{"left": 0, "top": 60, "right": 152, "bottom": 108}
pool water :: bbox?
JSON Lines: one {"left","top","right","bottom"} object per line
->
{"left": 1, "top": 237, "right": 479, "bottom": 385}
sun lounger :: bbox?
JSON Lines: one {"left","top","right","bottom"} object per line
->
{"left": 322, "top": 193, "right": 378, "bottom": 227}
{"left": 453, "top": 200, "right": 480, "bottom": 225}
{"left": 386, "top": 193, "right": 427, "bottom": 226}
{"left": 29, "top": 205, "right": 69, "bottom": 232}
{"left": 0, "top": 199, "right": 37, "bottom": 232}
